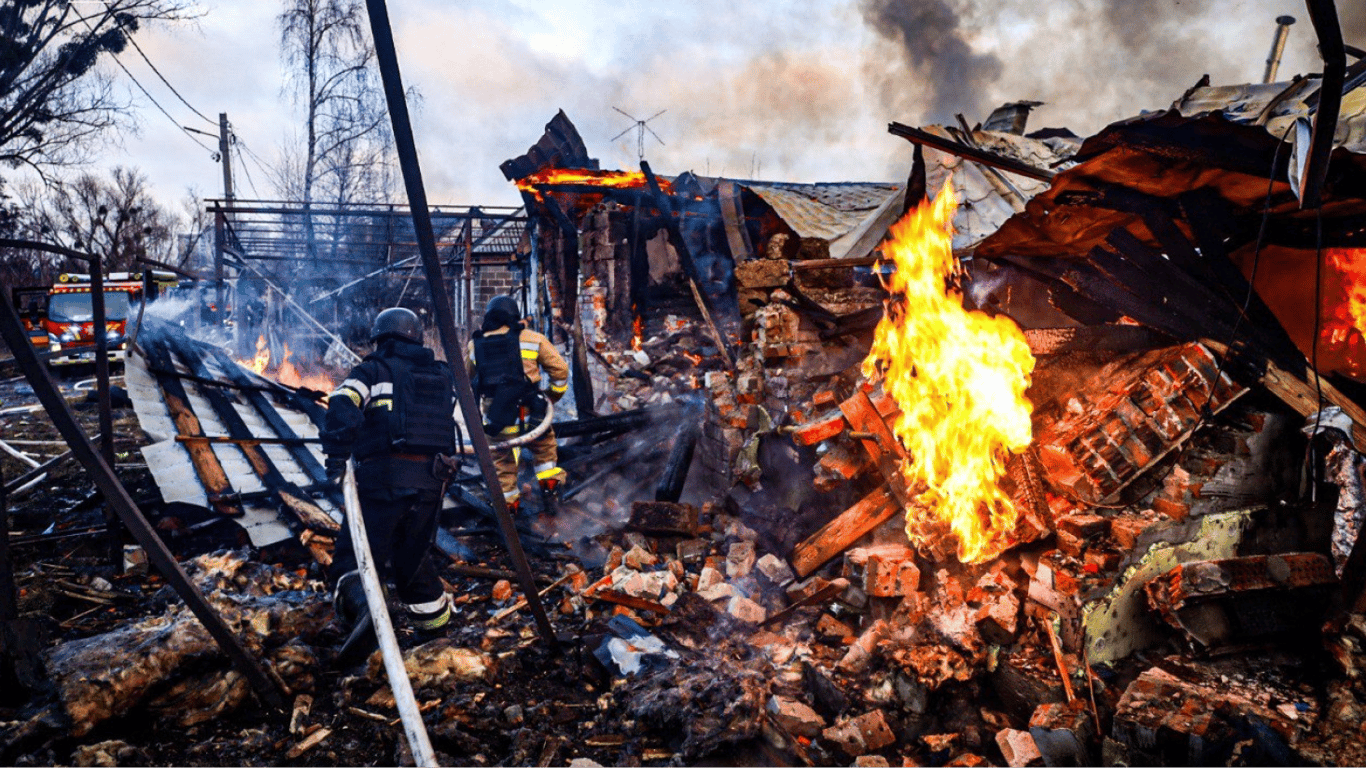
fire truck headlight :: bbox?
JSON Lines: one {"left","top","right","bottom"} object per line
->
{"left": 60, "top": 331, "right": 76, "bottom": 342}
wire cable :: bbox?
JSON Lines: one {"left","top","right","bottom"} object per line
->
{"left": 118, "top": 21, "right": 216, "bottom": 126}
{"left": 233, "top": 142, "right": 260, "bottom": 197}
{"left": 78, "top": 12, "right": 214, "bottom": 155}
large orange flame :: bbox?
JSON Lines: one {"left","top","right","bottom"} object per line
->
{"left": 235, "top": 334, "right": 336, "bottom": 392}
{"left": 862, "top": 183, "right": 1036, "bottom": 564}
{"left": 1323, "top": 248, "right": 1366, "bottom": 381}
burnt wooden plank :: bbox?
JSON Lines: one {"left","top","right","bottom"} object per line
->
{"left": 137, "top": 334, "right": 240, "bottom": 516}
{"left": 839, "top": 389, "right": 911, "bottom": 496}
{"left": 1178, "top": 188, "right": 1310, "bottom": 377}
{"left": 791, "top": 486, "right": 898, "bottom": 578}
{"left": 204, "top": 347, "right": 333, "bottom": 492}
{"left": 171, "top": 338, "right": 337, "bottom": 533}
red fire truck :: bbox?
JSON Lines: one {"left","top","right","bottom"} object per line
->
{"left": 26, "top": 272, "right": 173, "bottom": 365}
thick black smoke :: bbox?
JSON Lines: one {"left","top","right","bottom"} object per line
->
{"left": 860, "top": 0, "right": 1003, "bottom": 123}
{"left": 861, "top": 0, "right": 1364, "bottom": 136}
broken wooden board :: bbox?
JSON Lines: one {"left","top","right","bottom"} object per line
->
{"left": 839, "top": 389, "right": 914, "bottom": 508}
{"left": 791, "top": 487, "right": 898, "bottom": 578}
{"left": 1204, "top": 338, "right": 1366, "bottom": 453}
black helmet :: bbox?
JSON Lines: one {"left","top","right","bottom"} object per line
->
{"left": 482, "top": 295, "right": 520, "bottom": 331}
{"left": 371, "top": 307, "right": 423, "bottom": 344}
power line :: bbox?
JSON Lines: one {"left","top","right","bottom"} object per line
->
{"left": 234, "top": 137, "right": 276, "bottom": 191}
{"left": 119, "top": 22, "right": 216, "bottom": 126}
{"left": 233, "top": 142, "right": 260, "bottom": 197}
{"left": 110, "top": 50, "right": 215, "bottom": 154}
{"left": 77, "top": 12, "right": 214, "bottom": 155}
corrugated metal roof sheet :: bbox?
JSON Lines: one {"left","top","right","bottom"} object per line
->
{"left": 921, "top": 127, "right": 1078, "bottom": 250}
{"left": 743, "top": 182, "right": 903, "bottom": 260}
{"left": 128, "top": 326, "right": 341, "bottom": 547}
{"left": 1174, "top": 78, "right": 1366, "bottom": 153}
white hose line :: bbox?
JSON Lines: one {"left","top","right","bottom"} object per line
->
{"left": 0, "top": 405, "right": 43, "bottom": 417}
{"left": 0, "top": 439, "right": 41, "bottom": 468}
{"left": 343, "top": 461, "right": 439, "bottom": 767}
{"left": 73, "top": 376, "right": 124, "bottom": 392}
{"left": 453, "top": 401, "right": 554, "bottom": 455}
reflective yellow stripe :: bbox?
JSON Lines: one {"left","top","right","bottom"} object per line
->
{"left": 520, "top": 349, "right": 537, "bottom": 359}
{"left": 367, "top": 397, "right": 393, "bottom": 410}
{"left": 410, "top": 605, "right": 451, "bottom": 631}
{"left": 535, "top": 467, "right": 564, "bottom": 481}
{"left": 333, "top": 387, "right": 362, "bottom": 407}
{"left": 549, "top": 382, "right": 568, "bottom": 393}
{"left": 499, "top": 425, "right": 520, "bottom": 435}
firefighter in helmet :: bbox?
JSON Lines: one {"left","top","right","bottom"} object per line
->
{"left": 322, "top": 307, "right": 457, "bottom": 646}
{"left": 467, "top": 295, "right": 569, "bottom": 515}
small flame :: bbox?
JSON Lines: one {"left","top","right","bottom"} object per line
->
{"left": 631, "top": 309, "right": 644, "bottom": 351}
{"left": 863, "top": 183, "right": 1035, "bottom": 564}
{"left": 1323, "top": 248, "right": 1366, "bottom": 380}
{"left": 244, "top": 335, "right": 270, "bottom": 374}
{"left": 682, "top": 351, "right": 702, "bottom": 365}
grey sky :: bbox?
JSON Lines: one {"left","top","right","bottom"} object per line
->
{"left": 83, "top": 1, "right": 1345, "bottom": 211}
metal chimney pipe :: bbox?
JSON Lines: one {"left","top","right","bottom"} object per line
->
{"left": 1263, "top": 15, "right": 1296, "bottom": 83}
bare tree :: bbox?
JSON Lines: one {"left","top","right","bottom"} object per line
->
{"left": 276, "top": 0, "right": 394, "bottom": 207}
{"left": 0, "top": 0, "right": 192, "bottom": 180}
{"left": 18, "top": 166, "right": 178, "bottom": 275}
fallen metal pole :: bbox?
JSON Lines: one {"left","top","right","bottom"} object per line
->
{"left": 888, "top": 121, "right": 1056, "bottom": 182}
{"left": 365, "top": 0, "right": 558, "bottom": 651}
{"left": 342, "top": 461, "right": 438, "bottom": 766}
{"left": 90, "top": 251, "right": 122, "bottom": 568}
{"left": 0, "top": 289, "right": 285, "bottom": 710}
{"left": 1299, "top": 0, "right": 1345, "bottom": 208}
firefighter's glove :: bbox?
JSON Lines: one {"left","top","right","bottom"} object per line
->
{"left": 325, "top": 457, "right": 348, "bottom": 485}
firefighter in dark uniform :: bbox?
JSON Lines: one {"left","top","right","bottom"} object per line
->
{"left": 466, "top": 295, "right": 569, "bottom": 514}
{"left": 323, "top": 307, "right": 456, "bottom": 636}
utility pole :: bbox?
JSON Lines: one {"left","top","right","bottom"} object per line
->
{"left": 215, "top": 113, "right": 235, "bottom": 325}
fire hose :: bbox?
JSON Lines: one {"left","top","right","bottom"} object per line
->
{"left": 450, "top": 400, "right": 555, "bottom": 455}
{"left": 341, "top": 459, "right": 439, "bottom": 767}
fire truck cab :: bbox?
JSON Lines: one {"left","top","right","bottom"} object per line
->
{"left": 41, "top": 272, "right": 173, "bottom": 365}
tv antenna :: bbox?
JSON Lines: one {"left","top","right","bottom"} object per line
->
{"left": 612, "top": 107, "right": 666, "bottom": 163}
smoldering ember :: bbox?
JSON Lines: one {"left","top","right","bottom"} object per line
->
{"left": 4, "top": 4, "right": 1366, "bottom": 768}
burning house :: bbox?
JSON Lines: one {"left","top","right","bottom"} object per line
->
{"left": 3, "top": 12, "right": 1366, "bottom": 767}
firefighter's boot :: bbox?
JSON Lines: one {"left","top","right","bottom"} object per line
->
{"left": 539, "top": 478, "right": 561, "bottom": 518}
{"left": 333, "top": 571, "right": 377, "bottom": 668}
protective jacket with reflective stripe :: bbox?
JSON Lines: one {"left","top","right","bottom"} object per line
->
{"left": 466, "top": 325, "right": 570, "bottom": 398}
{"left": 322, "top": 338, "right": 454, "bottom": 492}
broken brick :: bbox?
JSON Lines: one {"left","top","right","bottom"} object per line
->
{"left": 995, "top": 728, "right": 1043, "bottom": 767}
{"left": 822, "top": 710, "right": 895, "bottom": 757}
{"left": 767, "top": 695, "right": 825, "bottom": 738}
{"left": 845, "top": 545, "right": 921, "bottom": 598}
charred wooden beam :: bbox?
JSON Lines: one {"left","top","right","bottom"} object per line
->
{"left": 903, "top": 143, "right": 927, "bottom": 217}
{"left": 888, "top": 122, "right": 1055, "bottom": 182}
{"left": 0, "top": 289, "right": 285, "bottom": 709}
{"left": 655, "top": 419, "right": 700, "bottom": 503}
